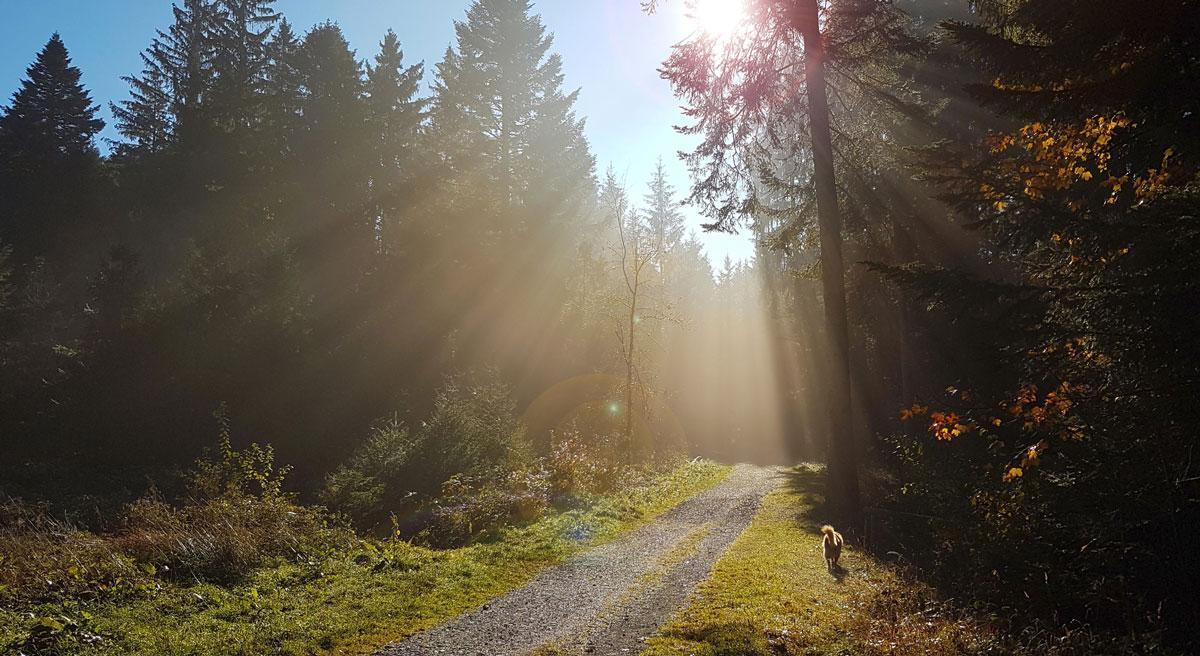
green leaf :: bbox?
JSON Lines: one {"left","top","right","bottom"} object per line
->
{"left": 37, "top": 617, "right": 66, "bottom": 632}
{"left": 140, "top": 562, "right": 157, "bottom": 576}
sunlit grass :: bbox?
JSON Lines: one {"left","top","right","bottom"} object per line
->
{"left": 0, "top": 461, "right": 731, "bottom": 656}
{"left": 640, "top": 464, "right": 996, "bottom": 656}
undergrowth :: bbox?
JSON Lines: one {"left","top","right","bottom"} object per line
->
{"left": 1, "top": 459, "right": 729, "bottom": 655}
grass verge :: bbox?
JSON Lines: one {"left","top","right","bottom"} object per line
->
{"left": 640, "top": 464, "right": 996, "bottom": 656}
{"left": 1, "top": 460, "right": 730, "bottom": 656}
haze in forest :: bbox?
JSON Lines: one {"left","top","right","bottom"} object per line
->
{"left": 1, "top": 0, "right": 1197, "bottom": 654}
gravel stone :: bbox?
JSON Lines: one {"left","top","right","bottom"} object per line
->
{"left": 376, "top": 464, "right": 780, "bottom": 656}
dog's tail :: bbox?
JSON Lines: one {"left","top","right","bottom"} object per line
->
{"left": 821, "top": 525, "right": 842, "bottom": 545}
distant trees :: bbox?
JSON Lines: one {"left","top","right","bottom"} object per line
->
{"left": 0, "top": 1, "right": 799, "bottom": 542}
{"left": 643, "top": 157, "right": 686, "bottom": 265}
{"left": 655, "top": 0, "right": 915, "bottom": 525}
{"left": 650, "top": 0, "right": 1200, "bottom": 649}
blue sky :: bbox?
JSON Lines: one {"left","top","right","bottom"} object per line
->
{"left": 0, "top": 0, "right": 754, "bottom": 263}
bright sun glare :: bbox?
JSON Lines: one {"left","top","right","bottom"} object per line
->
{"left": 692, "top": 0, "right": 746, "bottom": 38}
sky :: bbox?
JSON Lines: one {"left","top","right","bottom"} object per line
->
{"left": 0, "top": 0, "right": 755, "bottom": 264}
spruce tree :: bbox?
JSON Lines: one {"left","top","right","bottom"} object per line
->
{"left": 0, "top": 34, "right": 105, "bottom": 257}
{"left": 114, "top": 0, "right": 218, "bottom": 152}
{"left": 210, "top": 0, "right": 279, "bottom": 129}
{"left": 642, "top": 157, "right": 685, "bottom": 255}
{"left": 422, "top": 1, "right": 596, "bottom": 394}
{"left": 111, "top": 48, "right": 174, "bottom": 153}
{"left": 365, "top": 30, "right": 425, "bottom": 252}
{"left": 291, "top": 22, "right": 370, "bottom": 300}
{"left": 0, "top": 34, "right": 104, "bottom": 161}
{"left": 433, "top": 0, "right": 594, "bottom": 223}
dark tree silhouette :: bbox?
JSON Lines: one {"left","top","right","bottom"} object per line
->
{"left": 0, "top": 33, "right": 105, "bottom": 258}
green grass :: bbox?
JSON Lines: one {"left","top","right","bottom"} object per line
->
{"left": 1, "top": 460, "right": 730, "bottom": 656}
{"left": 640, "top": 464, "right": 996, "bottom": 656}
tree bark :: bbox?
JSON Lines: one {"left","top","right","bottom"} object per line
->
{"left": 795, "top": 0, "right": 862, "bottom": 528}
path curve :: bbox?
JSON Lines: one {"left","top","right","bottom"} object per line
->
{"left": 376, "top": 464, "right": 779, "bottom": 656}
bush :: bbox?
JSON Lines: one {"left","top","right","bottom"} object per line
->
{"left": 323, "top": 371, "right": 532, "bottom": 527}
{"left": 427, "top": 465, "right": 552, "bottom": 546}
{"left": 321, "top": 417, "right": 419, "bottom": 526}
{"left": 116, "top": 410, "right": 351, "bottom": 582}
{"left": 415, "top": 371, "right": 531, "bottom": 487}
{"left": 546, "top": 428, "right": 625, "bottom": 497}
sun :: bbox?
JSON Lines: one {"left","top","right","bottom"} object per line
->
{"left": 692, "top": 0, "right": 747, "bottom": 38}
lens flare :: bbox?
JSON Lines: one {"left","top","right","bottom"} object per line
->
{"left": 692, "top": 0, "right": 746, "bottom": 38}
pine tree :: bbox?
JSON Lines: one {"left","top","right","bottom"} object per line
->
{"left": 433, "top": 0, "right": 594, "bottom": 221}
{"left": 114, "top": 0, "right": 219, "bottom": 152}
{"left": 0, "top": 34, "right": 104, "bottom": 161}
{"left": 365, "top": 29, "right": 425, "bottom": 252}
{"left": 210, "top": 0, "right": 279, "bottom": 129}
{"left": 0, "top": 33, "right": 105, "bottom": 256}
{"left": 642, "top": 157, "right": 686, "bottom": 255}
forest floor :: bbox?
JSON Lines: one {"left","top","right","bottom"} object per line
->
{"left": 0, "top": 462, "right": 731, "bottom": 656}
{"left": 377, "top": 464, "right": 779, "bottom": 656}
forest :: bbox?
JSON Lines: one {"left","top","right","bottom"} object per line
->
{"left": 0, "top": 0, "right": 1197, "bottom": 654}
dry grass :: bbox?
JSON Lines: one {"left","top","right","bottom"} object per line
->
{"left": 0, "top": 499, "right": 146, "bottom": 604}
{"left": 116, "top": 492, "right": 352, "bottom": 582}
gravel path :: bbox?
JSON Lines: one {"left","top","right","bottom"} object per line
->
{"left": 376, "top": 464, "right": 779, "bottom": 656}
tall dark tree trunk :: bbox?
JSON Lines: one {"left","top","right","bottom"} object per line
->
{"left": 796, "top": 0, "right": 862, "bottom": 527}
{"left": 625, "top": 240, "right": 638, "bottom": 462}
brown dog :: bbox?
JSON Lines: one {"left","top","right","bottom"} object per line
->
{"left": 821, "top": 525, "right": 843, "bottom": 572}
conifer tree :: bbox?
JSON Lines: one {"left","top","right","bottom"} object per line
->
{"left": 262, "top": 18, "right": 302, "bottom": 151}
{"left": 433, "top": 0, "right": 594, "bottom": 224}
{"left": 290, "top": 22, "right": 370, "bottom": 304}
{"left": 210, "top": 0, "right": 279, "bottom": 129}
{"left": 0, "top": 34, "right": 105, "bottom": 256}
{"left": 114, "top": 0, "right": 219, "bottom": 152}
{"left": 366, "top": 30, "right": 425, "bottom": 252}
{"left": 111, "top": 49, "right": 174, "bottom": 153}
{"left": 642, "top": 157, "right": 686, "bottom": 256}
{"left": 0, "top": 34, "right": 104, "bottom": 161}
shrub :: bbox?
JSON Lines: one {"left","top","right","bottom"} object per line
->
{"left": 427, "top": 465, "right": 551, "bottom": 546}
{"left": 116, "top": 491, "right": 345, "bottom": 582}
{"left": 546, "top": 428, "right": 625, "bottom": 497}
{"left": 324, "top": 371, "right": 532, "bottom": 527}
{"left": 415, "top": 371, "right": 531, "bottom": 487}
{"left": 321, "top": 417, "right": 419, "bottom": 526}
{"left": 116, "top": 410, "right": 352, "bottom": 582}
